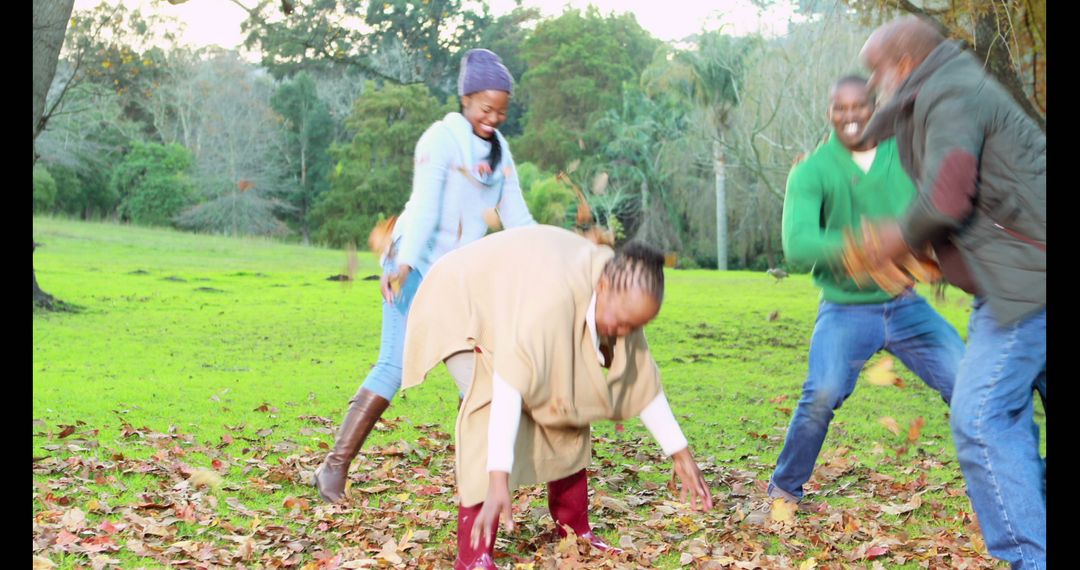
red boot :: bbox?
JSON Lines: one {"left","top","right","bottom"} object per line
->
{"left": 547, "top": 469, "right": 623, "bottom": 554}
{"left": 455, "top": 502, "right": 500, "bottom": 570}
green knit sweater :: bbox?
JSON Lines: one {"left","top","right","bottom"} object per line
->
{"left": 781, "top": 133, "right": 916, "bottom": 304}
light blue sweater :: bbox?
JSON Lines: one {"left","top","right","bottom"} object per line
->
{"left": 391, "top": 112, "right": 535, "bottom": 275}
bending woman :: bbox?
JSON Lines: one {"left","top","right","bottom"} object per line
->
{"left": 402, "top": 226, "right": 713, "bottom": 568}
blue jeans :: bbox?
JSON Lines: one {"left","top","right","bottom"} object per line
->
{"left": 769, "top": 290, "right": 965, "bottom": 501}
{"left": 357, "top": 261, "right": 423, "bottom": 401}
{"left": 951, "top": 298, "right": 1045, "bottom": 569}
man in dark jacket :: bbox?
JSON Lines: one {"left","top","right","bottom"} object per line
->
{"left": 856, "top": 15, "right": 1045, "bottom": 570}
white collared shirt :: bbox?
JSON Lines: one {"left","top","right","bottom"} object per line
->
{"left": 486, "top": 293, "right": 689, "bottom": 473}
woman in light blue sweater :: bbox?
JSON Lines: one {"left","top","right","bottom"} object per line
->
{"left": 314, "top": 49, "right": 536, "bottom": 503}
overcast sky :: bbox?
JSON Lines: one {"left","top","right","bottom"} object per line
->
{"left": 72, "top": 0, "right": 808, "bottom": 51}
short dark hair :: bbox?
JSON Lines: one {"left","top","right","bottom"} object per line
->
{"left": 831, "top": 74, "right": 868, "bottom": 94}
{"left": 602, "top": 241, "right": 665, "bottom": 303}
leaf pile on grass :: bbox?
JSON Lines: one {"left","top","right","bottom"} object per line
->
{"left": 34, "top": 419, "right": 1002, "bottom": 569}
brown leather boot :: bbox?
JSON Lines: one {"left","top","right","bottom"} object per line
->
{"left": 312, "top": 388, "right": 390, "bottom": 503}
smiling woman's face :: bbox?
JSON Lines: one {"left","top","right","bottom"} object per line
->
{"left": 461, "top": 90, "right": 510, "bottom": 139}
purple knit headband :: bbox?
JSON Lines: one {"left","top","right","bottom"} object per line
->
{"left": 458, "top": 49, "right": 514, "bottom": 96}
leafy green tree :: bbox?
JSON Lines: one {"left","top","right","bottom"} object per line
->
{"left": 36, "top": 80, "right": 136, "bottom": 220}
{"left": 56, "top": 2, "right": 183, "bottom": 138}
{"left": 33, "top": 165, "right": 58, "bottom": 213}
{"left": 514, "top": 7, "right": 661, "bottom": 170}
{"left": 148, "top": 51, "right": 295, "bottom": 237}
{"left": 43, "top": 162, "right": 119, "bottom": 219}
{"left": 515, "top": 162, "right": 543, "bottom": 196}
{"left": 312, "top": 81, "right": 453, "bottom": 247}
{"left": 271, "top": 72, "right": 334, "bottom": 244}
{"left": 524, "top": 174, "right": 577, "bottom": 228}
{"left": 110, "top": 142, "right": 196, "bottom": 226}
{"left": 238, "top": 0, "right": 490, "bottom": 96}
{"left": 587, "top": 84, "right": 690, "bottom": 253}
{"left": 642, "top": 32, "right": 757, "bottom": 269}
{"left": 174, "top": 190, "right": 292, "bottom": 237}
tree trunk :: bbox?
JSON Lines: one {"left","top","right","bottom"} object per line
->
{"left": 34, "top": 0, "right": 74, "bottom": 156}
{"left": 33, "top": 241, "right": 55, "bottom": 309}
{"left": 894, "top": 0, "right": 1045, "bottom": 131}
{"left": 763, "top": 216, "right": 776, "bottom": 269}
{"left": 971, "top": 5, "right": 1046, "bottom": 131}
{"left": 713, "top": 140, "right": 728, "bottom": 271}
{"left": 300, "top": 144, "right": 310, "bottom": 245}
{"left": 34, "top": 0, "right": 76, "bottom": 310}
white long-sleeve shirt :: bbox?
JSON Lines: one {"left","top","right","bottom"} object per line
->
{"left": 487, "top": 293, "right": 688, "bottom": 473}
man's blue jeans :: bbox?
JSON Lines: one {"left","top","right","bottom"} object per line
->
{"left": 357, "top": 262, "right": 423, "bottom": 401}
{"left": 951, "top": 298, "right": 1045, "bottom": 569}
{"left": 769, "top": 290, "right": 965, "bottom": 501}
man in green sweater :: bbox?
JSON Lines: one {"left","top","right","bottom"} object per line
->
{"left": 764, "top": 76, "right": 965, "bottom": 510}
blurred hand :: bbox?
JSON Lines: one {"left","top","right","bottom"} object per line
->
{"left": 862, "top": 219, "right": 909, "bottom": 267}
{"left": 471, "top": 472, "right": 514, "bottom": 550}
{"left": 841, "top": 220, "right": 921, "bottom": 296}
{"left": 380, "top": 264, "right": 411, "bottom": 304}
{"left": 670, "top": 448, "right": 713, "bottom": 512}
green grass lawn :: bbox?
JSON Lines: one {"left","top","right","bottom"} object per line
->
{"left": 33, "top": 216, "right": 1042, "bottom": 569}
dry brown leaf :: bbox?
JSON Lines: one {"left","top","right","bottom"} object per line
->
{"left": 591, "top": 172, "right": 609, "bottom": 195}
{"left": 799, "top": 558, "right": 818, "bottom": 570}
{"left": 554, "top": 532, "right": 580, "bottom": 556}
{"left": 907, "top": 416, "right": 926, "bottom": 443}
{"left": 341, "top": 560, "right": 380, "bottom": 569}
{"left": 367, "top": 216, "right": 397, "bottom": 255}
{"left": 32, "top": 556, "right": 56, "bottom": 570}
{"left": 880, "top": 495, "right": 922, "bottom": 516}
{"left": 900, "top": 253, "right": 942, "bottom": 283}
{"left": 770, "top": 498, "right": 797, "bottom": 523}
{"left": 90, "top": 555, "right": 121, "bottom": 570}
{"left": 344, "top": 241, "right": 359, "bottom": 284}
{"left": 482, "top": 207, "right": 502, "bottom": 231}
{"left": 377, "top": 538, "right": 403, "bottom": 564}
{"left": 567, "top": 159, "right": 581, "bottom": 173}
{"left": 283, "top": 496, "right": 310, "bottom": 511}
{"left": 599, "top": 496, "right": 634, "bottom": 514}
{"left": 878, "top": 417, "right": 902, "bottom": 436}
{"left": 575, "top": 201, "right": 592, "bottom": 226}
{"left": 189, "top": 469, "right": 223, "bottom": 489}
{"left": 60, "top": 507, "right": 86, "bottom": 531}
{"left": 388, "top": 274, "right": 403, "bottom": 296}
{"left": 581, "top": 226, "right": 614, "bottom": 247}
{"left": 866, "top": 357, "right": 898, "bottom": 386}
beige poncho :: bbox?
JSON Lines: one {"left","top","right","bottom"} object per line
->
{"left": 401, "top": 226, "right": 662, "bottom": 506}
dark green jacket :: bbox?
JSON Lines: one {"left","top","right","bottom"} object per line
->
{"left": 782, "top": 134, "right": 916, "bottom": 304}
{"left": 864, "top": 40, "right": 1045, "bottom": 325}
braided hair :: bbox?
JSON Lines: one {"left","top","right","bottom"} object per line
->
{"left": 486, "top": 132, "right": 502, "bottom": 171}
{"left": 601, "top": 241, "right": 665, "bottom": 303}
